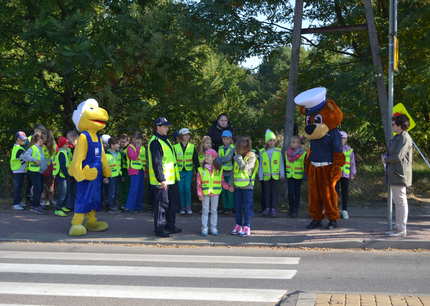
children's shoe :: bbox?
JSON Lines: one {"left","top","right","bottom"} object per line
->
{"left": 341, "top": 210, "right": 349, "bottom": 219}
{"left": 180, "top": 209, "right": 186, "bottom": 215}
{"left": 261, "top": 208, "right": 270, "bottom": 216}
{"left": 240, "top": 226, "right": 251, "bottom": 236}
{"left": 54, "top": 209, "right": 68, "bottom": 217}
{"left": 270, "top": 208, "right": 277, "bottom": 217}
{"left": 201, "top": 228, "right": 208, "bottom": 236}
{"left": 387, "top": 231, "right": 407, "bottom": 238}
{"left": 30, "top": 207, "right": 47, "bottom": 215}
{"left": 186, "top": 208, "right": 193, "bottom": 215}
{"left": 210, "top": 228, "right": 219, "bottom": 236}
{"left": 12, "top": 204, "right": 25, "bottom": 211}
{"left": 62, "top": 207, "right": 72, "bottom": 213}
{"left": 231, "top": 224, "right": 242, "bottom": 235}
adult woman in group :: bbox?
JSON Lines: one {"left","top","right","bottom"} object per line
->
{"left": 385, "top": 114, "right": 413, "bottom": 238}
{"left": 208, "top": 114, "right": 234, "bottom": 150}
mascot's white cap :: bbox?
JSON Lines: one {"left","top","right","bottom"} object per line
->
{"left": 101, "top": 134, "right": 111, "bottom": 144}
{"left": 294, "top": 87, "right": 327, "bottom": 109}
{"left": 72, "top": 98, "right": 99, "bottom": 131}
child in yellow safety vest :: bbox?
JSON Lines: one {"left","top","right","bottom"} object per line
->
{"left": 174, "top": 128, "right": 199, "bottom": 215}
{"left": 285, "top": 136, "right": 306, "bottom": 218}
{"left": 118, "top": 133, "right": 131, "bottom": 205}
{"left": 53, "top": 136, "right": 72, "bottom": 217}
{"left": 197, "top": 149, "right": 233, "bottom": 236}
{"left": 336, "top": 131, "right": 356, "bottom": 219}
{"left": 22, "top": 133, "right": 48, "bottom": 215}
{"left": 217, "top": 130, "right": 235, "bottom": 214}
{"left": 231, "top": 136, "right": 259, "bottom": 237}
{"left": 124, "top": 132, "right": 146, "bottom": 212}
{"left": 258, "top": 129, "right": 285, "bottom": 217}
{"left": 104, "top": 136, "right": 122, "bottom": 212}
{"left": 198, "top": 136, "right": 213, "bottom": 166}
{"left": 10, "top": 131, "right": 28, "bottom": 210}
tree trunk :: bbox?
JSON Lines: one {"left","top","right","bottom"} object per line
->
{"left": 283, "top": 0, "right": 304, "bottom": 152}
{"left": 362, "top": 0, "right": 390, "bottom": 146}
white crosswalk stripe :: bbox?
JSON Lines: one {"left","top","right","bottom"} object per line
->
{"left": 0, "top": 250, "right": 299, "bottom": 304}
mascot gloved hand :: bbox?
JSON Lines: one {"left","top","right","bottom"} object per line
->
{"left": 68, "top": 99, "right": 111, "bottom": 236}
{"left": 294, "top": 87, "right": 345, "bottom": 230}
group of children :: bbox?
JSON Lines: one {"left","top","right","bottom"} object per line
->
{"left": 9, "top": 125, "right": 356, "bottom": 237}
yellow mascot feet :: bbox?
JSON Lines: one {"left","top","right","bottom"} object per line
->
{"left": 68, "top": 213, "right": 88, "bottom": 236}
{"left": 84, "top": 210, "right": 109, "bottom": 232}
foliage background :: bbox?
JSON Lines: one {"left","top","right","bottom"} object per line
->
{"left": 1, "top": 0, "right": 429, "bottom": 201}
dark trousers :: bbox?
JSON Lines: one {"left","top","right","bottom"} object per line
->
{"left": 152, "top": 184, "right": 177, "bottom": 232}
{"left": 12, "top": 173, "right": 26, "bottom": 205}
{"left": 262, "top": 179, "right": 280, "bottom": 210}
{"left": 54, "top": 176, "right": 68, "bottom": 209}
{"left": 260, "top": 180, "right": 266, "bottom": 212}
{"left": 107, "top": 176, "right": 120, "bottom": 209}
{"left": 66, "top": 178, "right": 77, "bottom": 210}
{"left": 287, "top": 178, "right": 302, "bottom": 214}
{"left": 336, "top": 177, "right": 350, "bottom": 211}
{"left": 28, "top": 171, "right": 43, "bottom": 208}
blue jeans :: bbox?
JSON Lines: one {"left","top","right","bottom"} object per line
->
{"left": 179, "top": 170, "right": 193, "bottom": 209}
{"left": 28, "top": 171, "right": 43, "bottom": 208}
{"left": 12, "top": 173, "right": 26, "bottom": 205}
{"left": 54, "top": 177, "right": 68, "bottom": 209}
{"left": 125, "top": 171, "right": 144, "bottom": 211}
{"left": 234, "top": 189, "right": 254, "bottom": 227}
{"left": 107, "top": 176, "right": 120, "bottom": 209}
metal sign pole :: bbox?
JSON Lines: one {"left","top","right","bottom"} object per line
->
{"left": 387, "top": 0, "right": 397, "bottom": 231}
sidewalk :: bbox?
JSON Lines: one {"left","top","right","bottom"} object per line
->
{"left": 294, "top": 293, "right": 430, "bottom": 306}
{"left": 1, "top": 206, "right": 429, "bottom": 250}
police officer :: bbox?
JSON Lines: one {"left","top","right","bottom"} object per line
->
{"left": 148, "top": 117, "right": 182, "bottom": 237}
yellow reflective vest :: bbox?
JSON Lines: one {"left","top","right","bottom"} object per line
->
{"left": 10, "top": 145, "right": 25, "bottom": 171}
{"left": 285, "top": 151, "right": 306, "bottom": 179}
{"left": 233, "top": 153, "right": 259, "bottom": 188}
{"left": 53, "top": 148, "right": 71, "bottom": 178}
{"left": 174, "top": 143, "right": 195, "bottom": 171}
{"left": 198, "top": 167, "right": 223, "bottom": 195}
{"left": 106, "top": 151, "right": 122, "bottom": 177}
{"left": 341, "top": 149, "right": 353, "bottom": 175}
{"left": 148, "top": 136, "right": 180, "bottom": 186}
{"left": 260, "top": 147, "right": 282, "bottom": 181}
{"left": 218, "top": 144, "right": 234, "bottom": 171}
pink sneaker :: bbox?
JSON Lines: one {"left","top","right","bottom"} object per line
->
{"left": 240, "top": 226, "right": 251, "bottom": 236}
{"left": 231, "top": 224, "right": 242, "bottom": 235}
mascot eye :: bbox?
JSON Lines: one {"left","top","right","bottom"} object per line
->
{"left": 314, "top": 114, "right": 323, "bottom": 124}
{"left": 305, "top": 116, "right": 311, "bottom": 125}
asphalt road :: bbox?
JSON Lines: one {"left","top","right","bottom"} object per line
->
{"left": 0, "top": 243, "right": 428, "bottom": 305}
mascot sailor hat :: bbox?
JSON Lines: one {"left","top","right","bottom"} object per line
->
{"left": 294, "top": 87, "right": 327, "bottom": 115}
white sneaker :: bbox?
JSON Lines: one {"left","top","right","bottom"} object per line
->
{"left": 186, "top": 209, "right": 193, "bottom": 215}
{"left": 12, "top": 204, "right": 24, "bottom": 211}
{"left": 387, "top": 231, "right": 407, "bottom": 238}
{"left": 179, "top": 209, "right": 186, "bottom": 215}
{"left": 341, "top": 210, "right": 349, "bottom": 219}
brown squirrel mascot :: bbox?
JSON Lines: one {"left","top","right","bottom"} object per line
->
{"left": 294, "top": 87, "right": 345, "bottom": 229}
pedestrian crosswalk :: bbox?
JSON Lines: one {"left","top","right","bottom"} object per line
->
{"left": 0, "top": 249, "right": 300, "bottom": 305}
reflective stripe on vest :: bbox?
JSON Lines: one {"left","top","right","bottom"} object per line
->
{"left": 148, "top": 136, "right": 179, "bottom": 185}
{"left": 198, "top": 167, "right": 223, "bottom": 195}
{"left": 341, "top": 149, "right": 353, "bottom": 175}
{"left": 174, "top": 143, "right": 195, "bottom": 171}
{"left": 233, "top": 154, "right": 259, "bottom": 188}
{"left": 28, "top": 145, "right": 41, "bottom": 172}
{"left": 260, "top": 147, "right": 282, "bottom": 181}
{"left": 218, "top": 144, "right": 234, "bottom": 171}
{"left": 285, "top": 151, "right": 306, "bottom": 179}
{"left": 10, "top": 145, "right": 25, "bottom": 171}
{"left": 127, "top": 144, "right": 144, "bottom": 170}
{"left": 53, "top": 149, "right": 71, "bottom": 178}
{"left": 106, "top": 151, "right": 122, "bottom": 177}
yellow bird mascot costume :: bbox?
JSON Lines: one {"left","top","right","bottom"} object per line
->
{"left": 68, "top": 99, "right": 111, "bottom": 236}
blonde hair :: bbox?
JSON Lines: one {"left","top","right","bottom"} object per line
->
{"left": 198, "top": 136, "right": 212, "bottom": 154}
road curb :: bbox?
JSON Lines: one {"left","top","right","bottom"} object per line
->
{"left": 1, "top": 237, "right": 429, "bottom": 250}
